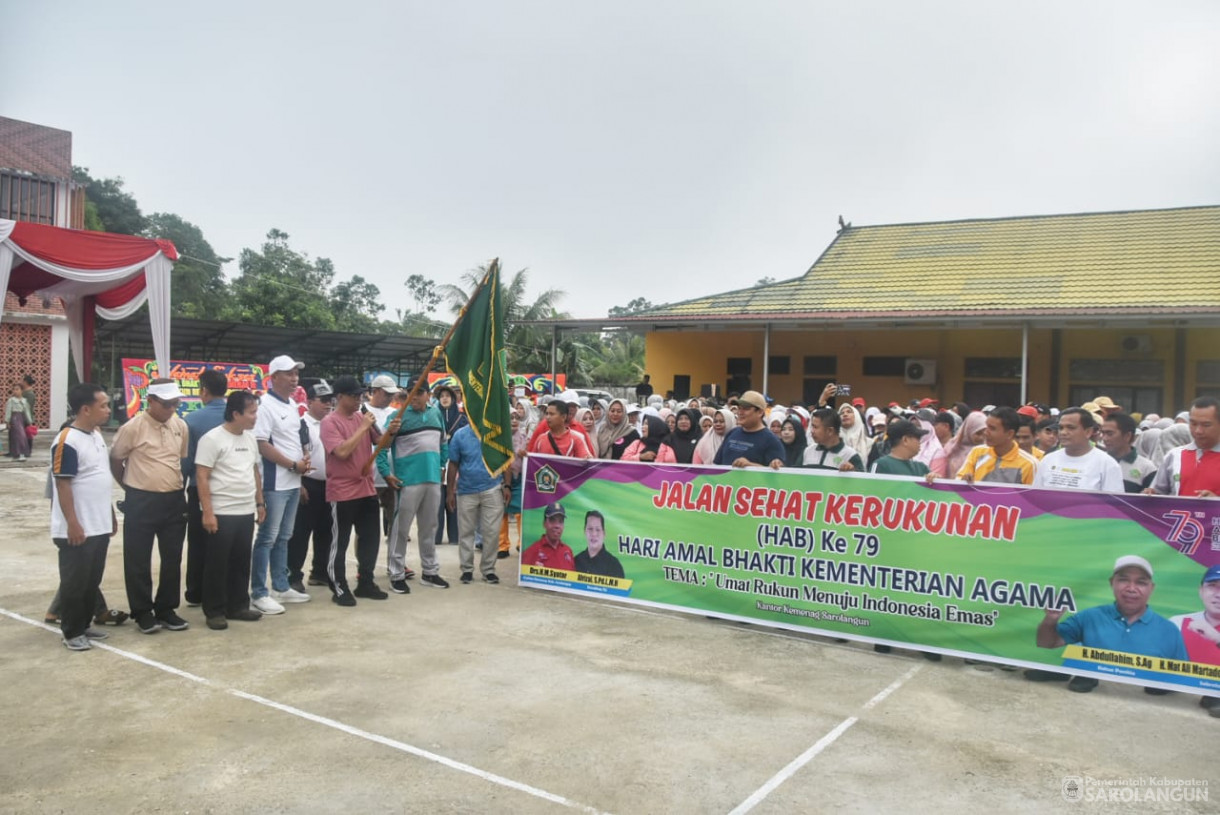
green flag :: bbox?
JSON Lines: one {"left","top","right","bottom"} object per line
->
{"left": 444, "top": 261, "right": 514, "bottom": 477}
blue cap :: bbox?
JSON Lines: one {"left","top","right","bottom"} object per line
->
{"left": 544, "top": 502, "right": 566, "bottom": 519}
{"left": 1203, "top": 564, "right": 1220, "bottom": 584}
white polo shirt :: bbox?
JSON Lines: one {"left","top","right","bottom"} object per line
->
{"left": 254, "top": 390, "right": 304, "bottom": 491}
{"left": 51, "top": 426, "right": 113, "bottom": 539}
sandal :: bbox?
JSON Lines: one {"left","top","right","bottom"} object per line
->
{"left": 94, "top": 609, "right": 129, "bottom": 626}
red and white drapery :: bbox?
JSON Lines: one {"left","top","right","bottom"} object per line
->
{"left": 0, "top": 218, "right": 177, "bottom": 379}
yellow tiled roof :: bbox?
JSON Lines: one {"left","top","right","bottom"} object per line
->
{"left": 647, "top": 206, "right": 1220, "bottom": 319}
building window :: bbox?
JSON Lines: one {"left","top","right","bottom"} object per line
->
{"left": 862, "top": 356, "right": 905, "bottom": 377}
{"left": 1068, "top": 358, "right": 1165, "bottom": 415}
{"left": 1197, "top": 361, "right": 1220, "bottom": 400}
{"left": 727, "top": 358, "right": 752, "bottom": 376}
{"left": 803, "top": 356, "right": 836, "bottom": 376}
{"left": 964, "top": 358, "right": 1023, "bottom": 379}
{"left": 0, "top": 172, "right": 57, "bottom": 225}
{"left": 768, "top": 356, "right": 790, "bottom": 375}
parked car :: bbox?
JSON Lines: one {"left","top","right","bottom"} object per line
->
{"left": 574, "top": 388, "right": 614, "bottom": 407}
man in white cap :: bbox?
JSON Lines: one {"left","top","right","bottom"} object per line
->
{"left": 250, "top": 355, "right": 312, "bottom": 615}
{"left": 110, "top": 378, "right": 191, "bottom": 634}
{"left": 713, "top": 391, "right": 783, "bottom": 468}
{"left": 1036, "top": 555, "right": 1187, "bottom": 693}
{"left": 365, "top": 375, "right": 402, "bottom": 546}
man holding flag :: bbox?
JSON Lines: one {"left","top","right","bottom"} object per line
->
{"left": 373, "top": 259, "right": 515, "bottom": 591}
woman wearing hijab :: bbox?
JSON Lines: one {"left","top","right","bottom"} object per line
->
{"left": 1159, "top": 424, "right": 1193, "bottom": 464}
{"left": 598, "top": 398, "right": 635, "bottom": 460}
{"left": 693, "top": 408, "right": 736, "bottom": 465}
{"left": 779, "top": 415, "right": 808, "bottom": 468}
{"left": 837, "top": 403, "right": 873, "bottom": 460}
{"left": 621, "top": 415, "right": 677, "bottom": 463}
{"left": 659, "top": 408, "right": 676, "bottom": 434}
{"left": 665, "top": 408, "right": 703, "bottom": 464}
{"left": 943, "top": 410, "right": 988, "bottom": 478}
{"left": 589, "top": 399, "right": 605, "bottom": 429}
{"left": 575, "top": 408, "right": 599, "bottom": 457}
{"left": 699, "top": 414, "right": 714, "bottom": 434}
{"left": 1136, "top": 425, "right": 1164, "bottom": 467}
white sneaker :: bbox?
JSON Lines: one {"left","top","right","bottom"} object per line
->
{"left": 251, "top": 595, "right": 285, "bottom": 615}
{"left": 272, "top": 587, "right": 311, "bottom": 604}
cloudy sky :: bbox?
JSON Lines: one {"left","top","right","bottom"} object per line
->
{"left": 6, "top": 1, "right": 1219, "bottom": 319}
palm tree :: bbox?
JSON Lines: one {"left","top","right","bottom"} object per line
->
{"left": 439, "top": 263, "right": 568, "bottom": 372}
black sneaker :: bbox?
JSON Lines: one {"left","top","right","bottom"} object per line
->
{"left": 421, "top": 573, "right": 450, "bottom": 589}
{"left": 497, "top": 551, "right": 511, "bottom": 559}
{"left": 333, "top": 592, "right": 357, "bottom": 607}
{"left": 460, "top": 572, "right": 473, "bottom": 584}
{"left": 389, "top": 578, "right": 410, "bottom": 594}
{"left": 1201, "top": 696, "right": 1220, "bottom": 711}
{"left": 483, "top": 573, "right": 500, "bottom": 585}
{"left": 135, "top": 611, "right": 161, "bottom": 634}
{"left": 1067, "top": 676, "right": 1099, "bottom": 693}
{"left": 156, "top": 611, "right": 190, "bottom": 631}
{"left": 206, "top": 616, "right": 228, "bottom": 630}
{"left": 307, "top": 574, "right": 329, "bottom": 586}
{"left": 226, "top": 608, "right": 262, "bottom": 622}
{"left": 289, "top": 579, "right": 307, "bottom": 594}
{"left": 354, "top": 582, "right": 388, "bottom": 600}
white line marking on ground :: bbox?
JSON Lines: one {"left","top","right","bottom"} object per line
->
{"left": 0, "top": 606, "right": 606, "bottom": 814}
{"left": 727, "top": 663, "right": 924, "bottom": 815}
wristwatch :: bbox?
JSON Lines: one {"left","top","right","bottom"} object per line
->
{"left": 289, "top": 462, "right": 297, "bottom": 473}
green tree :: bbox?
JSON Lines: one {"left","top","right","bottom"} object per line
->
{"left": 330, "top": 275, "right": 384, "bottom": 333}
{"left": 72, "top": 166, "right": 146, "bottom": 235}
{"left": 229, "top": 229, "right": 337, "bottom": 329}
{"left": 144, "top": 212, "right": 232, "bottom": 319}
{"left": 608, "top": 297, "right": 654, "bottom": 317}
{"left": 405, "top": 274, "right": 442, "bottom": 315}
{"left": 588, "top": 332, "right": 646, "bottom": 385}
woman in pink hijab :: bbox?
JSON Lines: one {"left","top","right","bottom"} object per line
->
{"left": 943, "top": 411, "right": 988, "bottom": 478}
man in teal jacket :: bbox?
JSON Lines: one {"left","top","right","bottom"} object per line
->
{"left": 378, "top": 383, "right": 450, "bottom": 592}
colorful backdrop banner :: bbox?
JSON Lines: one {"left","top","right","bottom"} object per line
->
{"left": 520, "top": 456, "right": 1220, "bottom": 695}
{"left": 122, "top": 358, "right": 267, "bottom": 417}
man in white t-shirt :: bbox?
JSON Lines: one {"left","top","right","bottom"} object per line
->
{"left": 50, "top": 383, "right": 116, "bottom": 651}
{"left": 1032, "top": 408, "right": 1123, "bottom": 493}
{"left": 196, "top": 391, "right": 266, "bottom": 630}
{"left": 251, "top": 355, "right": 312, "bottom": 614}
{"left": 1025, "top": 406, "right": 1123, "bottom": 685}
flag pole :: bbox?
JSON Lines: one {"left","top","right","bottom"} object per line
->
{"left": 362, "top": 259, "right": 500, "bottom": 474}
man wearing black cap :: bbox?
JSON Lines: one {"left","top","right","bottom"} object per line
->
{"left": 521, "top": 503, "right": 576, "bottom": 570}
{"left": 870, "top": 420, "right": 929, "bottom": 477}
{"left": 320, "top": 375, "right": 400, "bottom": 605}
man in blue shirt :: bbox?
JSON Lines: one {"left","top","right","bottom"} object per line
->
{"left": 714, "top": 391, "right": 784, "bottom": 469}
{"left": 1037, "top": 554, "right": 1188, "bottom": 693}
{"left": 446, "top": 423, "right": 508, "bottom": 585}
{"left": 182, "top": 369, "right": 228, "bottom": 607}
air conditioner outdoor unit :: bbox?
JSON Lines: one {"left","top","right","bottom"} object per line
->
{"left": 1121, "top": 335, "right": 1152, "bottom": 353}
{"left": 905, "top": 359, "right": 938, "bottom": 385}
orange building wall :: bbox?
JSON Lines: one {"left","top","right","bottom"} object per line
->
{"left": 645, "top": 325, "right": 1220, "bottom": 414}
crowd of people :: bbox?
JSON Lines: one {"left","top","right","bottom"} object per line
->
{"left": 46, "top": 355, "right": 518, "bottom": 652}
{"left": 44, "top": 364, "right": 1220, "bottom": 716}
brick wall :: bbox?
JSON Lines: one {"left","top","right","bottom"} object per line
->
{"left": 0, "top": 321, "right": 52, "bottom": 427}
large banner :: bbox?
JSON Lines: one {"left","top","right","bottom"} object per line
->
{"left": 520, "top": 456, "right": 1220, "bottom": 695}
{"left": 122, "top": 358, "right": 267, "bottom": 417}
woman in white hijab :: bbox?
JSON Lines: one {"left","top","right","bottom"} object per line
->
{"left": 693, "top": 407, "right": 736, "bottom": 465}
{"left": 837, "top": 403, "right": 874, "bottom": 459}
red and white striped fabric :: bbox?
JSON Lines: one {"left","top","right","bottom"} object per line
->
{"left": 0, "top": 218, "right": 177, "bottom": 379}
